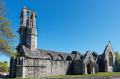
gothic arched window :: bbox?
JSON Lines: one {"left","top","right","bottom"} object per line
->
{"left": 109, "top": 52, "right": 113, "bottom": 66}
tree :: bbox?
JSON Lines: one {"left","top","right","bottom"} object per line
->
{"left": 115, "top": 52, "right": 120, "bottom": 69}
{"left": 115, "top": 52, "right": 120, "bottom": 61}
{"left": 0, "top": 61, "right": 3, "bottom": 67}
{"left": 0, "top": 61, "right": 9, "bottom": 72}
{"left": 4, "top": 61, "right": 8, "bottom": 64}
{"left": 0, "top": 0, "right": 17, "bottom": 56}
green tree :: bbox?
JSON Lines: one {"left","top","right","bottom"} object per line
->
{"left": 4, "top": 61, "right": 8, "bottom": 64}
{"left": 0, "top": 0, "right": 17, "bottom": 56}
{"left": 115, "top": 52, "right": 120, "bottom": 69}
{"left": 0, "top": 61, "right": 9, "bottom": 72}
{"left": 115, "top": 52, "right": 120, "bottom": 61}
{"left": 0, "top": 61, "right": 3, "bottom": 67}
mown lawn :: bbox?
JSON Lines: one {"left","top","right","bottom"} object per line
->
{"left": 6, "top": 72, "right": 120, "bottom": 79}
{"left": 42, "top": 72, "right": 120, "bottom": 78}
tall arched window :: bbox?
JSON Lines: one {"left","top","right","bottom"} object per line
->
{"left": 109, "top": 52, "right": 113, "bottom": 66}
{"left": 30, "top": 12, "right": 33, "bottom": 28}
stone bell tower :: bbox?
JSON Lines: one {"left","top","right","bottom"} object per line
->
{"left": 18, "top": 7, "right": 37, "bottom": 50}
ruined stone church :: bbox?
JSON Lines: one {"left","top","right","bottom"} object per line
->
{"left": 10, "top": 7, "right": 119, "bottom": 78}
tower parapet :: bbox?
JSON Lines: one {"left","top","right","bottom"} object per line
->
{"left": 20, "top": 7, "right": 37, "bottom": 28}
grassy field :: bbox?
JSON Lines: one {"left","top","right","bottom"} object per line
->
{"left": 42, "top": 72, "right": 120, "bottom": 78}
{"left": 6, "top": 72, "right": 120, "bottom": 79}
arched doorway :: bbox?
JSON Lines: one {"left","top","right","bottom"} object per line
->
{"left": 109, "top": 52, "right": 113, "bottom": 67}
{"left": 87, "top": 63, "right": 91, "bottom": 74}
{"left": 87, "top": 61, "right": 93, "bottom": 74}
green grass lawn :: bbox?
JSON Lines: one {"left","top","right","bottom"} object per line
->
{"left": 6, "top": 72, "right": 120, "bottom": 79}
{"left": 42, "top": 72, "right": 120, "bottom": 78}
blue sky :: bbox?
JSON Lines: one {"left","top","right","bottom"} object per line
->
{"left": 1, "top": 0, "right": 120, "bottom": 65}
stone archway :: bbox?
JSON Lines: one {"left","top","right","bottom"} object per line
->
{"left": 87, "top": 61, "right": 93, "bottom": 74}
{"left": 87, "top": 63, "right": 91, "bottom": 74}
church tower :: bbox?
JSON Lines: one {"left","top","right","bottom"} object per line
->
{"left": 18, "top": 7, "right": 37, "bottom": 50}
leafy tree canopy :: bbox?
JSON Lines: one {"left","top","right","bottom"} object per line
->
{"left": 0, "top": 0, "right": 17, "bottom": 56}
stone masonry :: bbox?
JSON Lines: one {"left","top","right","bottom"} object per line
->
{"left": 9, "top": 7, "right": 119, "bottom": 78}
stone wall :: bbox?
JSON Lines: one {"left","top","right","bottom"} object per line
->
{"left": 97, "top": 55, "right": 105, "bottom": 72}
{"left": 72, "top": 60, "right": 82, "bottom": 75}
{"left": 16, "top": 58, "right": 72, "bottom": 78}
{"left": 9, "top": 57, "right": 17, "bottom": 78}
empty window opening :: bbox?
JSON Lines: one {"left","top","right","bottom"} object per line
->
{"left": 109, "top": 52, "right": 113, "bottom": 67}
{"left": 27, "top": 11, "right": 29, "bottom": 17}
{"left": 26, "top": 19, "right": 29, "bottom": 26}
{"left": 30, "top": 13, "right": 33, "bottom": 19}
{"left": 26, "top": 11, "right": 30, "bottom": 26}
